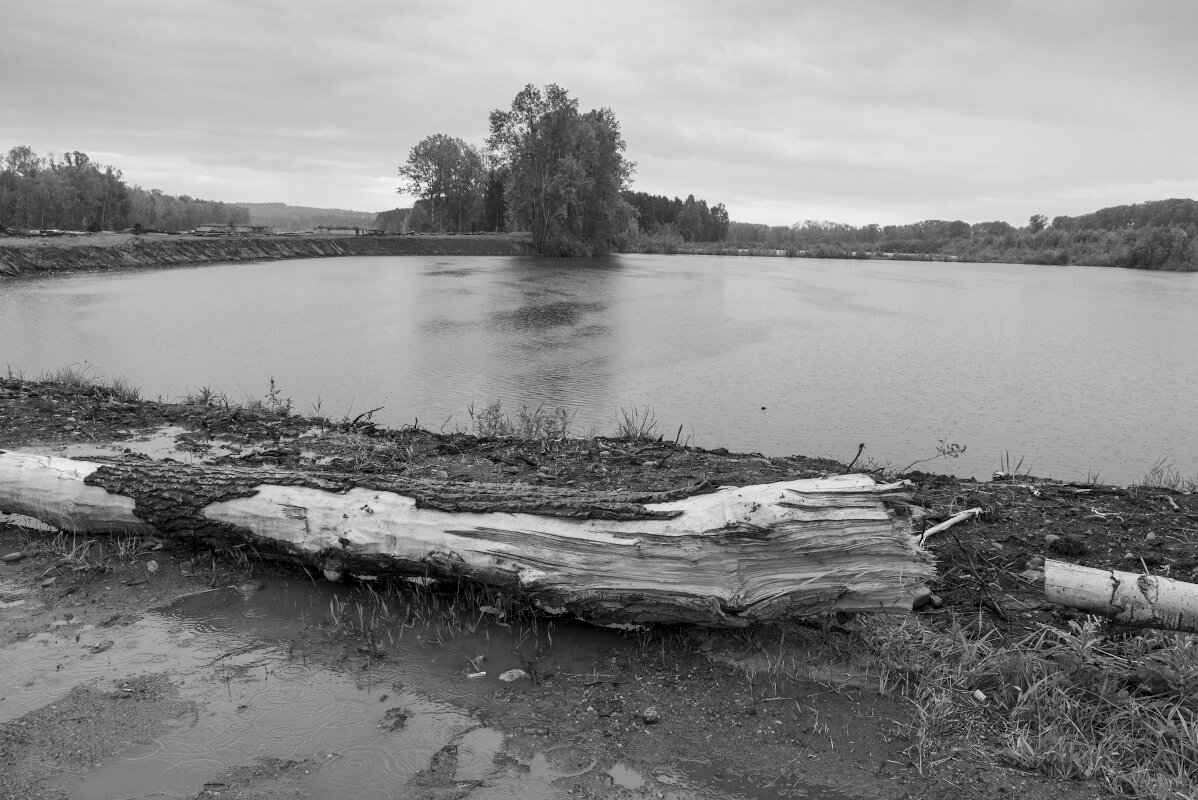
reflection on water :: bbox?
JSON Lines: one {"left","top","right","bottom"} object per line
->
{"left": 2, "top": 254, "right": 1197, "bottom": 483}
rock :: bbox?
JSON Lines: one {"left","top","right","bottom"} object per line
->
{"left": 1145, "top": 532, "right": 1157, "bottom": 543}
{"left": 641, "top": 706, "right": 661, "bottom": 724}
{"left": 2, "top": 551, "right": 26, "bottom": 563}
{"left": 1016, "top": 569, "right": 1044, "bottom": 583}
{"left": 1043, "top": 534, "right": 1060, "bottom": 547}
{"left": 380, "top": 707, "right": 409, "bottom": 732}
{"left": 929, "top": 594, "right": 944, "bottom": 609}
{"left": 1026, "top": 555, "right": 1045, "bottom": 569}
{"left": 87, "top": 640, "right": 114, "bottom": 654}
{"left": 498, "top": 669, "right": 529, "bottom": 683}
{"left": 911, "top": 587, "right": 933, "bottom": 610}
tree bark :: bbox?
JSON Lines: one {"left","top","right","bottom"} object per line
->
{"left": 0, "top": 450, "right": 932, "bottom": 627}
{"left": 1044, "top": 559, "right": 1198, "bottom": 632}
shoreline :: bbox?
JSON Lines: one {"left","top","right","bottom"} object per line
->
{"left": 0, "top": 231, "right": 535, "bottom": 278}
{"left": 2, "top": 375, "right": 1196, "bottom": 799}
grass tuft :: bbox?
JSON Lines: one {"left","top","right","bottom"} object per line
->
{"left": 1137, "top": 458, "right": 1198, "bottom": 492}
{"left": 468, "top": 400, "right": 574, "bottom": 442}
{"left": 615, "top": 405, "right": 659, "bottom": 441}
{"left": 36, "top": 362, "right": 141, "bottom": 402}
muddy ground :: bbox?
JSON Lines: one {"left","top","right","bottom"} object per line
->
{"left": 2, "top": 378, "right": 1194, "bottom": 799}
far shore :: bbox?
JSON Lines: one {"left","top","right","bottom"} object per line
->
{"left": 0, "top": 231, "right": 535, "bottom": 278}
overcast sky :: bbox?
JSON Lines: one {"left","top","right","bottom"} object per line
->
{"left": 4, "top": 0, "right": 1197, "bottom": 227}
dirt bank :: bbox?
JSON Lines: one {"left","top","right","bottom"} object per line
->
{"left": 0, "top": 232, "right": 535, "bottom": 277}
{"left": 1, "top": 378, "right": 1194, "bottom": 800}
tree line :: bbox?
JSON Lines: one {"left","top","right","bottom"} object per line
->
{"left": 0, "top": 145, "right": 248, "bottom": 233}
{"left": 396, "top": 84, "right": 729, "bottom": 255}
{"left": 723, "top": 201, "right": 1197, "bottom": 271}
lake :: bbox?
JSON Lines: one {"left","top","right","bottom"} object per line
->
{"left": 2, "top": 254, "right": 1194, "bottom": 485}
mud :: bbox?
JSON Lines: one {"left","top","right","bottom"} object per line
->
{"left": 3, "top": 378, "right": 1188, "bottom": 799}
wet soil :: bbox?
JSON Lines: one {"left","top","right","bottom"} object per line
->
{"left": 3, "top": 378, "right": 1192, "bottom": 799}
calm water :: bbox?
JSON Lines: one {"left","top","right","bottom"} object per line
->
{"left": 2, "top": 254, "right": 1195, "bottom": 484}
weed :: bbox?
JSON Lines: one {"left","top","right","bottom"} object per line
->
{"left": 900, "top": 437, "right": 967, "bottom": 474}
{"left": 34, "top": 362, "right": 141, "bottom": 402}
{"left": 615, "top": 405, "right": 659, "bottom": 441}
{"left": 1136, "top": 458, "right": 1197, "bottom": 492}
{"left": 468, "top": 399, "right": 574, "bottom": 442}
{"left": 241, "top": 377, "right": 292, "bottom": 416}
{"left": 995, "top": 450, "right": 1031, "bottom": 480}
{"left": 183, "top": 385, "right": 224, "bottom": 406}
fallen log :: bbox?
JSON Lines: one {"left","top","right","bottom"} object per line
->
{"left": 1045, "top": 559, "right": 1198, "bottom": 633}
{"left": 0, "top": 450, "right": 933, "bottom": 626}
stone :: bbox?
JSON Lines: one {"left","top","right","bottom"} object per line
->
{"left": 2, "top": 551, "right": 27, "bottom": 563}
{"left": 498, "top": 669, "right": 529, "bottom": 683}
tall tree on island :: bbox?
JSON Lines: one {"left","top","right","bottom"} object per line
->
{"left": 487, "top": 84, "right": 636, "bottom": 255}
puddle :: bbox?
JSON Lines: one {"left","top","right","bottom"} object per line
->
{"left": 1, "top": 573, "right": 857, "bottom": 799}
{"left": 0, "top": 579, "right": 638, "bottom": 799}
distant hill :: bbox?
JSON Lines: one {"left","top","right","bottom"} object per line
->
{"left": 241, "top": 203, "right": 378, "bottom": 232}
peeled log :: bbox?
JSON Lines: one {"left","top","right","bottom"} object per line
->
{"left": 0, "top": 450, "right": 933, "bottom": 626}
{"left": 1045, "top": 559, "right": 1198, "bottom": 633}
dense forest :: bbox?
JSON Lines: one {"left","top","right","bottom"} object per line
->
{"left": 0, "top": 146, "right": 248, "bottom": 232}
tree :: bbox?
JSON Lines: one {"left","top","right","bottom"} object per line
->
{"left": 398, "top": 134, "right": 485, "bottom": 232}
{"left": 1027, "top": 214, "right": 1048, "bottom": 233}
{"left": 487, "top": 84, "right": 636, "bottom": 255}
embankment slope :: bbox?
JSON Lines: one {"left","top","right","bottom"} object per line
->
{"left": 0, "top": 233, "right": 535, "bottom": 277}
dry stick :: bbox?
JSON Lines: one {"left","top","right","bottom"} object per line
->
{"left": 918, "top": 507, "right": 983, "bottom": 547}
{"left": 845, "top": 443, "right": 865, "bottom": 471}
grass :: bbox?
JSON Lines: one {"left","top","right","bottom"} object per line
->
{"left": 33, "top": 362, "right": 142, "bottom": 402}
{"left": 614, "top": 405, "right": 659, "bottom": 441}
{"left": 1136, "top": 457, "right": 1198, "bottom": 492}
{"left": 467, "top": 399, "right": 574, "bottom": 441}
{"left": 851, "top": 614, "right": 1198, "bottom": 799}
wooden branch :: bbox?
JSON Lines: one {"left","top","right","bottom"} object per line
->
{"left": 1044, "top": 559, "right": 1198, "bottom": 633}
{"left": 0, "top": 450, "right": 933, "bottom": 627}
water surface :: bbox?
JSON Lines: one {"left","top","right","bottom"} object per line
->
{"left": 2, "top": 254, "right": 1195, "bottom": 483}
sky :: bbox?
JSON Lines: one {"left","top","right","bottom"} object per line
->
{"left": 4, "top": 0, "right": 1197, "bottom": 227}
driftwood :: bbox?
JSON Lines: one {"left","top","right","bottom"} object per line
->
{"left": 1045, "top": 559, "right": 1198, "bottom": 633}
{"left": 0, "top": 450, "right": 933, "bottom": 626}
{"left": 918, "top": 506, "right": 983, "bottom": 546}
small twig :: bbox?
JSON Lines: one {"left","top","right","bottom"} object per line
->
{"left": 350, "top": 406, "right": 384, "bottom": 427}
{"left": 845, "top": 443, "right": 865, "bottom": 471}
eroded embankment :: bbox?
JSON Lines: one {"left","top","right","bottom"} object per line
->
{"left": 0, "top": 234, "right": 534, "bottom": 277}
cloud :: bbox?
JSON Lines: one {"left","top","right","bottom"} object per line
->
{"left": 3, "top": 0, "right": 1196, "bottom": 224}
